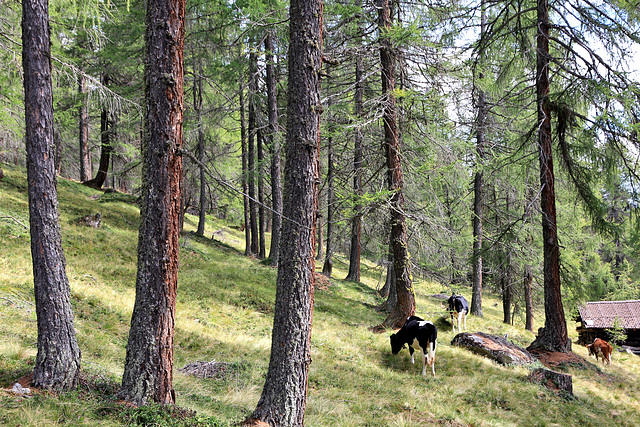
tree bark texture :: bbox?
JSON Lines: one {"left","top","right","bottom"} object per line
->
{"left": 265, "top": 32, "right": 282, "bottom": 266}
{"left": 22, "top": 0, "right": 81, "bottom": 390}
{"left": 346, "top": 51, "right": 364, "bottom": 282}
{"left": 378, "top": 0, "right": 415, "bottom": 329}
{"left": 120, "top": 0, "right": 185, "bottom": 405}
{"left": 78, "top": 73, "right": 92, "bottom": 182}
{"left": 248, "top": 0, "right": 322, "bottom": 423}
{"left": 528, "top": 0, "right": 570, "bottom": 353}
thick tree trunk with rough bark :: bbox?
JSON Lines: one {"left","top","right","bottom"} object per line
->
{"left": 22, "top": 0, "right": 81, "bottom": 390}
{"left": 528, "top": 0, "right": 570, "bottom": 354}
{"left": 247, "top": 0, "right": 322, "bottom": 423}
{"left": 378, "top": 0, "right": 415, "bottom": 329}
{"left": 265, "top": 32, "right": 282, "bottom": 266}
{"left": 120, "top": 0, "right": 185, "bottom": 405}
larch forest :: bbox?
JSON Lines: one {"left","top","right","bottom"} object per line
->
{"left": 1, "top": 0, "right": 640, "bottom": 425}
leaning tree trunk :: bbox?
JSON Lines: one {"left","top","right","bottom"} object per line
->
{"left": 528, "top": 0, "right": 570, "bottom": 353}
{"left": 22, "top": 0, "right": 81, "bottom": 390}
{"left": 378, "top": 0, "right": 415, "bottom": 329}
{"left": 120, "top": 0, "right": 185, "bottom": 405}
{"left": 246, "top": 0, "right": 322, "bottom": 423}
{"left": 346, "top": 47, "right": 364, "bottom": 283}
{"left": 265, "top": 32, "right": 282, "bottom": 266}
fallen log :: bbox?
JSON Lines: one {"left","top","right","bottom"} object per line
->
{"left": 451, "top": 332, "right": 537, "bottom": 365}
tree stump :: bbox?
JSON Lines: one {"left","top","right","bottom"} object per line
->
{"left": 451, "top": 332, "right": 537, "bottom": 365}
{"left": 528, "top": 368, "right": 573, "bottom": 396}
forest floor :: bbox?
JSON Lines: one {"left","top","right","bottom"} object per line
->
{"left": 2, "top": 163, "right": 640, "bottom": 426}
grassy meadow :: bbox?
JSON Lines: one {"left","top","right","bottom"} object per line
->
{"left": 1, "top": 163, "right": 640, "bottom": 426}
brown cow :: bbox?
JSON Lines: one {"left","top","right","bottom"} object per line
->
{"left": 586, "top": 338, "right": 613, "bottom": 366}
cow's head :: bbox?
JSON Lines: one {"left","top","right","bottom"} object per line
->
{"left": 390, "top": 333, "right": 404, "bottom": 355}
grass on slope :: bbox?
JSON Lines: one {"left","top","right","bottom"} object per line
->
{"left": 1, "top": 163, "right": 640, "bottom": 426}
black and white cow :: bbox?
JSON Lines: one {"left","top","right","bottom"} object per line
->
{"left": 448, "top": 293, "right": 469, "bottom": 334}
{"left": 390, "top": 315, "right": 438, "bottom": 377}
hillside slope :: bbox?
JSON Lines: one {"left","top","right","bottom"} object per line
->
{"left": 1, "top": 164, "right": 640, "bottom": 426}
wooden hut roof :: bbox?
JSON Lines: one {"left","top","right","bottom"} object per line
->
{"left": 578, "top": 300, "right": 640, "bottom": 329}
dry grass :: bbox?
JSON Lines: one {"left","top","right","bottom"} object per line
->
{"left": 1, "top": 164, "right": 640, "bottom": 426}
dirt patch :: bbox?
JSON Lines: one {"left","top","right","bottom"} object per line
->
{"left": 313, "top": 272, "right": 331, "bottom": 291}
{"left": 528, "top": 349, "right": 590, "bottom": 370}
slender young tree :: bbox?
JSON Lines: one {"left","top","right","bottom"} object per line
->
{"left": 240, "top": 79, "right": 251, "bottom": 255}
{"left": 470, "top": 1, "right": 487, "bottom": 317}
{"left": 265, "top": 31, "right": 282, "bottom": 266}
{"left": 378, "top": 0, "right": 415, "bottom": 329}
{"left": 248, "top": 50, "right": 259, "bottom": 256}
{"left": 258, "top": 128, "right": 266, "bottom": 258}
{"left": 246, "top": 0, "right": 322, "bottom": 420}
{"left": 78, "top": 73, "right": 92, "bottom": 182}
{"left": 120, "top": 0, "right": 186, "bottom": 404}
{"left": 345, "top": 40, "right": 364, "bottom": 283}
{"left": 22, "top": 0, "right": 81, "bottom": 390}
{"left": 322, "top": 124, "right": 335, "bottom": 277}
{"left": 194, "top": 56, "right": 206, "bottom": 237}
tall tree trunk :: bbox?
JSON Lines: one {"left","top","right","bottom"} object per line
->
{"left": 265, "top": 32, "right": 282, "bottom": 266}
{"left": 471, "top": 1, "right": 486, "bottom": 317}
{"left": 22, "top": 0, "right": 81, "bottom": 390}
{"left": 528, "top": 0, "right": 570, "bottom": 353}
{"left": 346, "top": 42, "right": 364, "bottom": 283}
{"left": 240, "top": 80, "right": 251, "bottom": 256}
{"left": 378, "top": 0, "right": 415, "bottom": 329}
{"left": 258, "top": 128, "right": 266, "bottom": 258}
{"left": 248, "top": 51, "right": 259, "bottom": 255}
{"left": 322, "top": 128, "right": 334, "bottom": 277}
{"left": 120, "top": 0, "right": 185, "bottom": 404}
{"left": 84, "top": 73, "right": 114, "bottom": 189}
{"left": 247, "top": 0, "right": 322, "bottom": 422}
{"left": 195, "top": 57, "right": 206, "bottom": 236}
{"left": 78, "top": 73, "right": 92, "bottom": 182}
